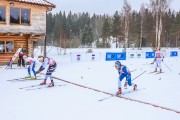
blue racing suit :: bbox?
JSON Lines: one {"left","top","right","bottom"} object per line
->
{"left": 117, "top": 65, "right": 134, "bottom": 88}
{"left": 26, "top": 57, "right": 36, "bottom": 77}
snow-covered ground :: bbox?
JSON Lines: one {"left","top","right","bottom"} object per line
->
{"left": 1, "top": 47, "right": 180, "bottom": 120}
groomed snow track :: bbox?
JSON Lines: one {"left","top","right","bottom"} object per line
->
{"left": 52, "top": 75, "right": 180, "bottom": 115}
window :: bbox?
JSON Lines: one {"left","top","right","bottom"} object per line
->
{"left": 0, "top": 41, "right": 14, "bottom": 53}
{"left": 21, "top": 8, "right": 30, "bottom": 25}
{"left": 10, "top": 7, "right": 20, "bottom": 24}
{"left": 0, "top": 41, "right": 5, "bottom": 53}
{"left": 0, "top": 6, "right": 5, "bottom": 22}
{"left": 6, "top": 41, "right": 14, "bottom": 52}
{"left": 10, "top": 7, "right": 30, "bottom": 25}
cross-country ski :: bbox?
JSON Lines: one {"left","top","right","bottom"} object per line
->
{"left": 25, "top": 84, "right": 66, "bottom": 91}
{"left": 98, "top": 88, "right": 145, "bottom": 102}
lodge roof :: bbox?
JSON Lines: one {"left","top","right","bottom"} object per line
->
{"left": 11, "top": 0, "right": 55, "bottom": 8}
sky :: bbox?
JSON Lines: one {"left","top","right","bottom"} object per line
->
{"left": 48, "top": 0, "right": 180, "bottom": 15}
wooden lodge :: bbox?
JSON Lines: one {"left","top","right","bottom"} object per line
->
{"left": 0, "top": 0, "right": 55, "bottom": 64}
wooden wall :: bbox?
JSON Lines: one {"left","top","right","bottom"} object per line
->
{"left": 0, "top": 0, "right": 47, "bottom": 64}
{"left": 0, "top": 34, "right": 44, "bottom": 63}
{"left": 0, "top": 35, "right": 28, "bottom": 63}
{"left": 0, "top": 0, "right": 47, "bottom": 34}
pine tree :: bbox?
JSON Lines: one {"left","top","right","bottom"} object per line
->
{"left": 112, "top": 11, "right": 121, "bottom": 48}
{"left": 102, "top": 17, "right": 111, "bottom": 48}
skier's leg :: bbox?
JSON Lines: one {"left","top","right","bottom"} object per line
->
{"left": 32, "top": 66, "right": 36, "bottom": 78}
{"left": 127, "top": 74, "right": 137, "bottom": 90}
{"left": 158, "top": 59, "right": 162, "bottom": 72}
{"left": 47, "top": 64, "right": 57, "bottom": 87}
{"left": 27, "top": 66, "right": 31, "bottom": 76}
{"left": 118, "top": 74, "right": 125, "bottom": 88}
{"left": 19, "top": 56, "right": 22, "bottom": 67}
{"left": 155, "top": 59, "right": 158, "bottom": 72}
{"left": 22, "top": 57, "right": 25, "bottom": 67}
{"left": 127, "top": 75, "right": 133, "bottom": 86}
{"left": 40, "top": 67, "right": 48, "bottom": 85}
{"left": 116, "top": 75, "right": 125, "bottom": 95}
{"left": 18, "top": 59, "right": 20, "bottom": 66}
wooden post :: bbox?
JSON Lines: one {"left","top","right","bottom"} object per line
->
{"left": 44, "top": 35, "right": 47, "bottom": 57}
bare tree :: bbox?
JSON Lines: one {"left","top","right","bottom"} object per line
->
{"left": 140, "top": 3, "right": 146, "bottom": 49}
{"left": 150, "top": 0, "right": 171, "bottom": 48}
{"left": 123, "top": 0, "right": 131, "bottom": 49}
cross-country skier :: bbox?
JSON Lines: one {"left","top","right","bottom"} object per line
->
{"left": 25, "top": 55, "right": 37, "bottom": 79}
{"left": 115, "top": 61, "right": 137, "bottom": 95}
{"left": 154, "top": 48, "right": 164, "bottom": 73}
{"left": 36, "top": 55, "right": 57, "bottom": 87}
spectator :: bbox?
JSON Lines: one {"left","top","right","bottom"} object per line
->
{"left": 18, "top": 45, "right": 25, "bottom": 67}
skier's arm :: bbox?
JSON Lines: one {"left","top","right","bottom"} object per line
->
{"left": 36, "top": 65, "right": 45, "bottom": 74}
{"left": 154, "top": 58, "right": 156, "bottom": 62}
{"left": 36, "top": 59, "right": 48, "bottom": 74}
{"left": 122, "top": 66, "right": 129, "bottom": 75}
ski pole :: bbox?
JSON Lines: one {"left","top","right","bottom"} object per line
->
{"left": 162, "top": 62, "right": 172, "bottom": 72}
{"left": 98, "top": 70, "right": 146, "bottom": 102}
{"left": 132, "top": 70, "right": 146, "bottom": 81}
{"left": 98, "top": 96, "right": 113, "bottom": 102}
{"left": 131, "top": 69, "right": 137, "bottom": 72}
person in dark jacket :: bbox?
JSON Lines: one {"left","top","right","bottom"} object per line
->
{"left": 18, "top": 46, "right": 25, "bottom": 67}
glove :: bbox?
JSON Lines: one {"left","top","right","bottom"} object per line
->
{"left": 39, "top": 66, "right": 45, "bottom": 71}
{"left": 35, "top": 70, "right": 40, "bottom": 74}
{"left": 124, "top": 82, "right": 128, "bottom": 89}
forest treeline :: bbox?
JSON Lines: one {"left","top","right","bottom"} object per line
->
{"left": 45, "top": 0, "right": 180, "bottom": 49}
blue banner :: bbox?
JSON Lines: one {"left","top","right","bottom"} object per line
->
{"left": 170, "top": 51, "right": 178, "bottom": 57}
{"left": 106, "top": 52, "right": 126, "bottom": 61}
{"left": 146, "top": 52, "right": 155, "bottom": 58}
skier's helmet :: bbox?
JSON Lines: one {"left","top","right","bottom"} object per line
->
{"left": 115, "top": 61, "right": 121, "bottom": 67}
{"left": 38, "top": 54, "right": 44, "bottom": 62}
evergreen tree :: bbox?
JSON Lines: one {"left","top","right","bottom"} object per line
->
{"left": 112, "top": 11, "right": 121, "bottom": 48}
{"left": 81, "top": 24, "right": 94, "bottom": 47}
{"left": 102, "top": 17, "right": 111, "bottom": 48}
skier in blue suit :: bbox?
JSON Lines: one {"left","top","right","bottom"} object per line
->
{"left": 115, "top": 61, "right": 137, "bottom": 95}
{"left": 25, "top": 55, "right": 37, "bottom": 79}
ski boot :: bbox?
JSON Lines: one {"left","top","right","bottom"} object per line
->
{"left": 160, "top": 69, "right": 162, "bottom": 73}
{"left": 30, "top": 76, "right": 37, "bottom": 80}
{"left": 25, "top": 75, "right": 31, "bottom": 78}
{"left": 40, "top": 80, "right": 46, "bottom": 85}
{"left": 116, "top": 88, "right": 122, "bottom": 95}
{"left": 154, "top": 68, "right": 157, "bottom": 72}
{"left": 133, "top": 84, "right": 137, "bottom": 90}
{"left": 124, "top": 82, "right": 128, "bottom": 89}
{"left": 48, "top": 81, "right": 54, "bottom": 87}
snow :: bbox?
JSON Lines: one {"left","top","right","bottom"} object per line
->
{"left": 1, "top": 47, "right": 180, "bottom": 120}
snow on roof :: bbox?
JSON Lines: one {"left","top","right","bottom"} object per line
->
{"left": 13, "top": 0, "right": 55, "bottom": 7}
